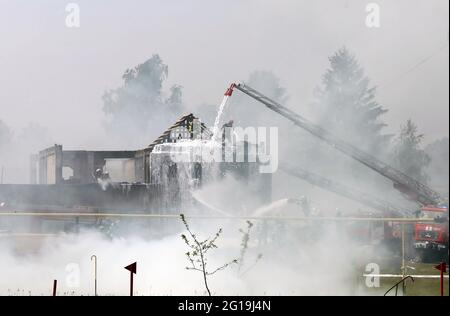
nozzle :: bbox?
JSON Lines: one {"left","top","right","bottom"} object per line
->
{"left": 224, "top": 83, "right": 236, "bottom": 96}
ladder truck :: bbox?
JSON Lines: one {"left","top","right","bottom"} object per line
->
{"left": 225, "top": 82, "right": 448, "bottom": 261}
{"left": 280, "top": 164, "right": 408, "bottom": 248}
{"left": 280, "top": 164, "right": 406, "bottom": 215}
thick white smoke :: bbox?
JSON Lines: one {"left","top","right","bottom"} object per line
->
{"left": 0, "top": 220, "right": 373, "bottom": 296}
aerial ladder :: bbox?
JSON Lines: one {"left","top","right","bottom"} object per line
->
{"left": 280, "top": 163, "right": 407, "bottom": 216}
{"left": 225, "top": 83, "right": 442, "bottom": 208}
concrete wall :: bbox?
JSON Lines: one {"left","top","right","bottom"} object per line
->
{"left": 0, "top": 183, "right": 164, "bottom": 212}
{"left": 134, "top": 148, "right": 151, "bottom": 183}
{"left": 35, "top": 145, "right": 138, "bottom": 184}
{"left": 29, "top": 154, "right": 38, "bottom": 184}
{"left": 38, "top": 145, "right": 63, "bottom": 184}
{"left": 104, "top": 158, "right": 136, "bottom": 182}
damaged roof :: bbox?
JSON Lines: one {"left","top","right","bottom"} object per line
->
{"left": 147, "top": 113, "right": 212, "bottom": 152}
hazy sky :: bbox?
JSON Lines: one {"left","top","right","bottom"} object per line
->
{"left": 0, "top": 0, "right": 448, "bottom": 149}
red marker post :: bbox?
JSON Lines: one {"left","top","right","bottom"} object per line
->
{"left": 124, "top": 262, "right": 137, "bottom": 296}
{"left": 434, "top": 262, "right": 447, "bottom": 296}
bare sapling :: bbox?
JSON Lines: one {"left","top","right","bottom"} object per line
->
{"left": 180, "top": 214, "right": 237, "bottom": 296}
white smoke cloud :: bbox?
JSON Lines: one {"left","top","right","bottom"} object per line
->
{"left": 0, "top": 220, "right": 376, "bottom": 296}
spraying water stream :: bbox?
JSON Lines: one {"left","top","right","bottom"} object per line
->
{"left": 190, "top": 191, "right": 233, "bottom": 217}
{"left": 251, "top": 198, "right": 308, "bottom": 217}
{"left": 150, "top": 93, "right": 237, "bottom": 212}
{"left": 211, "top": 95, "right": 230, "bottom": 142}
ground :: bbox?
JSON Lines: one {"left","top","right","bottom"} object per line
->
{"left": 360, "top": 261, "right": 449, "bottom": 296}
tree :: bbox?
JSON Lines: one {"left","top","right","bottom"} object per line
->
{"left": 102, "top": 54, "right": 183, "bottom": 147}
{"left": 194, "top": 102, "right": 218, "bottom": 127}
{"left": 314, "top": 47, "right": 391, "bottom": 154}
{"left": 0, "top": 119, "right": 12, "bottom": 151}
{"left": 180, "top": 214, "right": 237, "bottom": 296}
{"left": 392, "top": 119, "right": 430, "bottom": 184}
{"left": 0, "top": 122, "right": 53, "bottom": 183}
{"left": 237, "top": 220, "right": 262, "bottom": 276}
{"left": 425, "top": 137, "right": 448, "bottom": 192}
{"left": 17, "top": 122, "right": 53, "bottom": 152}
{"left": 224, "top": 70, "right": 288, "bottom": 128}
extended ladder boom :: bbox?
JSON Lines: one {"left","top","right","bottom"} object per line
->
{"left": 280, "top": 164, "right": 407, "bottom": 216}
{"left": 230, "top": 83, "right": 441, "bottom": 206}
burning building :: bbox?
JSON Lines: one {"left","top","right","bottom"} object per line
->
{"left": 0, "top": 113, "right": 272, "bottom": 236}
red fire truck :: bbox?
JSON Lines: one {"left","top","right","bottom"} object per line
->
{"left": 414, "top": 205, "right": 449, "bottom": 263}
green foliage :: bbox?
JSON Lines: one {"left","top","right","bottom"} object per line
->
{"left": 0, "top": 119, "right": 12, "bottom": 151}
{"left": 17, "top": 123, "right": 53, "bottom": 152}
{"left": 238, "top": 220, "right": 253, "bottom": 271}
{"left": 238, "top": 220, "right": 263, "bottom": 276}
{"left": 180, "top": 214, "right": 237, "bottom": 296}
{"left": 246, "top": 70, "right": 287, "bottom": 104}
{"left": 314, "top": 47, "right": 391, "bottom": 153}
{"left": 102, "top": 54, "right": 183, "bottom": 146}
{"left": 425, "top": 137, "right": 449, "bottom": 191}
{"left": 392, "top": 119, "right": 430, "bottom": 183}
{"left": 224, "top": 70, "right": 287, "bottom": 128}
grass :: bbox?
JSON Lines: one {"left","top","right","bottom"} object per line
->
{"left": 359, "top": 261, "right": 449, "bottom": 296}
